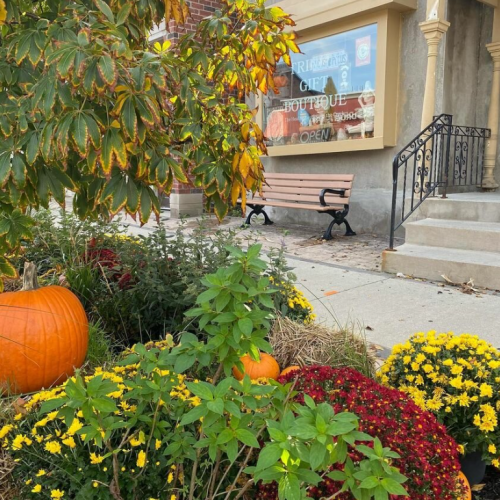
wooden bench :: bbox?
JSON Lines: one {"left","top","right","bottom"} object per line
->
{"left": 242, "top": 173, "right": 356, "bottom": 240}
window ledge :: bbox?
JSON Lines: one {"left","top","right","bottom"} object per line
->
{"left": 275, "top": 0, "right": 417, "bottom": 31}
{"left": 265, "top": 136, "right": 385, "bottom": 157}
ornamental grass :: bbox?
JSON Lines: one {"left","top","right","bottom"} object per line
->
{"left": 379, "top": 331, "right": 500, "bottom": 466}
{"left": 269, "top": 366, "right": 465, "bottom": 500}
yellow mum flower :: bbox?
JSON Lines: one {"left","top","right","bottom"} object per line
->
{"left": 0, "top": 424, "right": 14, "bottom": 439}
{"left": 155, "top": 439, "right": 162, "bottom": 450}
{"left": 137, "top": 450, "right": 146, "bottom": 468}
{"left": 90, "top": 452, "right": 105, "bottom": 464}
{"left": 130, "top": 431, "right": 145, "bottom": 447}
{"left": 67, "top": 419, "right": 83, "bottom": 436}
{"left": 45, "top": 441, "right": 62, "bottom": 454}
{"left": 415, "top": 353, "right": 426, "bottom": 364}
{"left": 32, "top": 484, "right": 42, "bottom": 493}
{"left": 480, "top": 383, "right": 493, "bottom": 398}
{"left": 62, "top": 436, "right": 76, "bottom": 449}
{"left": 36, "top": 470, "right": 47, "bottom": 477}
{"left": 50, "top": 490, "right": 65, "bottom": 499}
{"left": 449, "top": 376, "right": 463, "bottom": 389}
{"left": 489, "top": 444, "right": 497, "bottom": 454}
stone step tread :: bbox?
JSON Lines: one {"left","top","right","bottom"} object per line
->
{"left": 408, "top": 218, "right": 500, "bottom": 232}
{"left": 391, "top": 244, "right": 500, "bottom": 265}
{"left": 435, "top": 193, "right": 500, "bottom": 203}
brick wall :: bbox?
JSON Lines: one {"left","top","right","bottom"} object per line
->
{"left": 150, "top": 1, "right": 223, "bottom": 203}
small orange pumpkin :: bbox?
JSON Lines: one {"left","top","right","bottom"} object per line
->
{"left": 0, "top": 262, "right": 89, "bottom": 395}
{"left": 280, "top": 366, "right": 300, "bottom": 377}
{"left": 457, "top": 471, "right": 472, "bottom": 500}
{"left": 232, "top": 353, "right": 280, "bottom": 381}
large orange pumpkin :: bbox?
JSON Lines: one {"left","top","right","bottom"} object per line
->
{"left": 232, "top": 353, "right": 280, "bottom": 381}
{"left": 0, "top": 262, "right": 88, "bottom": 395}
{"left": 280, "top": 366, "right": 300, "bottom": 377}
{"left": 457, "top": 471, "right": 472, "bottom": 500}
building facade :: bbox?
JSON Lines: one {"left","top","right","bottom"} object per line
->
{"left": 168, "top": 0, "right": 500, "bottom": 236}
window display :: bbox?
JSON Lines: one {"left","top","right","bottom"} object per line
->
{"left": 263, "top": 24, "right": 378, "bottom": 147}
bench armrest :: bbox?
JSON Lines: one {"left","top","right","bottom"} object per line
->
{"left": 319, "top": 188, "right": 347, "bottom": 206}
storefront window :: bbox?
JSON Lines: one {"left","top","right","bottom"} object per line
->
{"left": 263, "top": 24, "right": 378, "bottom": 147}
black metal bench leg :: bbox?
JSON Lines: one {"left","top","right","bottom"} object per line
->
{"left": 243, "top": 206, "right": 274, "bottom": 227}
{"left": 323, "top": 219, "right": 337, "bottom": 241}
{"left": 244, "top": 209, "right": 256, "bottom": 226}
{"left": 261, "top": 209, "right": 274, "bottom": 226}
{"left": 343, "top": 219, "right": 356, "bottom": 236}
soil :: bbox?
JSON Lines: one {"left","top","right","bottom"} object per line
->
{"left": 474, "top": 467, "right": 500, "bottom": 500}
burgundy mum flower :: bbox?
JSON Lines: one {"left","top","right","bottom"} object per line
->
{"left": 257, "top": 366, "right": 462, "bottom": 500}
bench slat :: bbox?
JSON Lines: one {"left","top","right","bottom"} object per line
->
{"left": 247, "top": 200, "right": 343, "bottom": 211}
{"left": 262, "top": 186, "right": 351, "bottom": 198}
{"left": 256, "top": 192, "right": 349, "bottom": 204}
{"left": 264, "top": 173, "right": 355, "bottom": 181}
{"left": 264, "top": 179, "right": 353, "bottom": 190}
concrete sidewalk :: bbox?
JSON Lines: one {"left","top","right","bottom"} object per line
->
{"left": 287, "top": 256, "right": 500, "bottom": 350}
{"left": 118, "top": 212, "right": 500, "bottom": 351}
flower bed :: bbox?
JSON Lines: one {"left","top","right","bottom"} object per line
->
{"left": 273, "top": 366, "right": 465, "bottom": 500}
{"left": 1, "top": 246, "right": 411, "bottom": 500}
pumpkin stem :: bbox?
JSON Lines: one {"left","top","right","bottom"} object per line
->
{"left": 22, "top": 262, "right": 40, "bottom": 291}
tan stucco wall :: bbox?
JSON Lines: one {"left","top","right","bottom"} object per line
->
{"left": 443, "top": 0, "right": 500, "bottom": 185}
{"left": 260, "top": 0, "right": 432, "bottom": 235}
{"left": 257, "top": 0, "right": 498, "bottom": 235}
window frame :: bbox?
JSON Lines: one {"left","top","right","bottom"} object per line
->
{"left": 256, "top": 9, "right": 402, "bottom": 157}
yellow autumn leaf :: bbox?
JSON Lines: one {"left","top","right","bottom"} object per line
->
{"left": 231, "top": 183, "right": 240, "bottom": 206}
{"left": 245, "top": 175, "right": 255, "bottom": 190}
{"left": 239, "top": 150, "right": 252, "bottom": 178}
{"left": 232, "top": 152, "right": 240, "bottom": 172}
{"left": 240, "top": 188, "right": 247, "bottom": 214}
{"left": 0, "top": 0, "right": 6, "bottom": 25}
{"left": 241, "top": 122, "right": 250, "bottom": 142}
{"left": 111, "top": 120, "right": 121, "bottom": 128}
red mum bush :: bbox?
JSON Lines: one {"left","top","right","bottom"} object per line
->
{"left": 258, "top": 366, "right": 463, "bottom": 500}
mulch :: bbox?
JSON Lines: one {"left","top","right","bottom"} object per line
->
{"left": 473, "top": 467, "right": 500, "bottom": 499}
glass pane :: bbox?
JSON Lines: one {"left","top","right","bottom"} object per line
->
{"left": 263, "top": 24, "right": 377, "bottom": 147}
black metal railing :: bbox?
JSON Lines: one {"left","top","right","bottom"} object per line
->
{"left": 389, "top": 114, "right": 490, "bottom": 249}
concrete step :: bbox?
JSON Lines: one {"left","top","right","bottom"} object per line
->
{"left": 406, "top": 219, "right": 500, "bottom": 253}
{"left": 382, "top": 244, "right": 500, "bottom": 290}
{"left": 421, "top": 193, "right": 500, "bottom": 223}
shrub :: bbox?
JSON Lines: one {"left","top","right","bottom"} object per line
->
{"left": 274, "top": 365, "right": 465, "bottom": 500}
{"left": 1, "top": 246, "right": 408, "bottom": 500}
{"left": 14, "top": 211, "right": 310, "bottom": 346}
{"left": 379, "top": 331, "right": 500, "bottom": 466}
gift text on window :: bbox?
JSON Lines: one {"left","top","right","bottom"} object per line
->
{"left": 263, "top": 24, "right": 378, "bottom": 147}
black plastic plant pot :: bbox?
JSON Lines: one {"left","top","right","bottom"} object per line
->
{"left": 460, "top": 451, "right": 487, "bottom": 486}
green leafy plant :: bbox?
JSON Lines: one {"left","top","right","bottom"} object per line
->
{"left": 0, "top": 0, "right": 300, "bottom": 281}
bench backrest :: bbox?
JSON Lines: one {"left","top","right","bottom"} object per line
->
{"left": 261, "top": 173, "right": 354, "bottom": 206}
